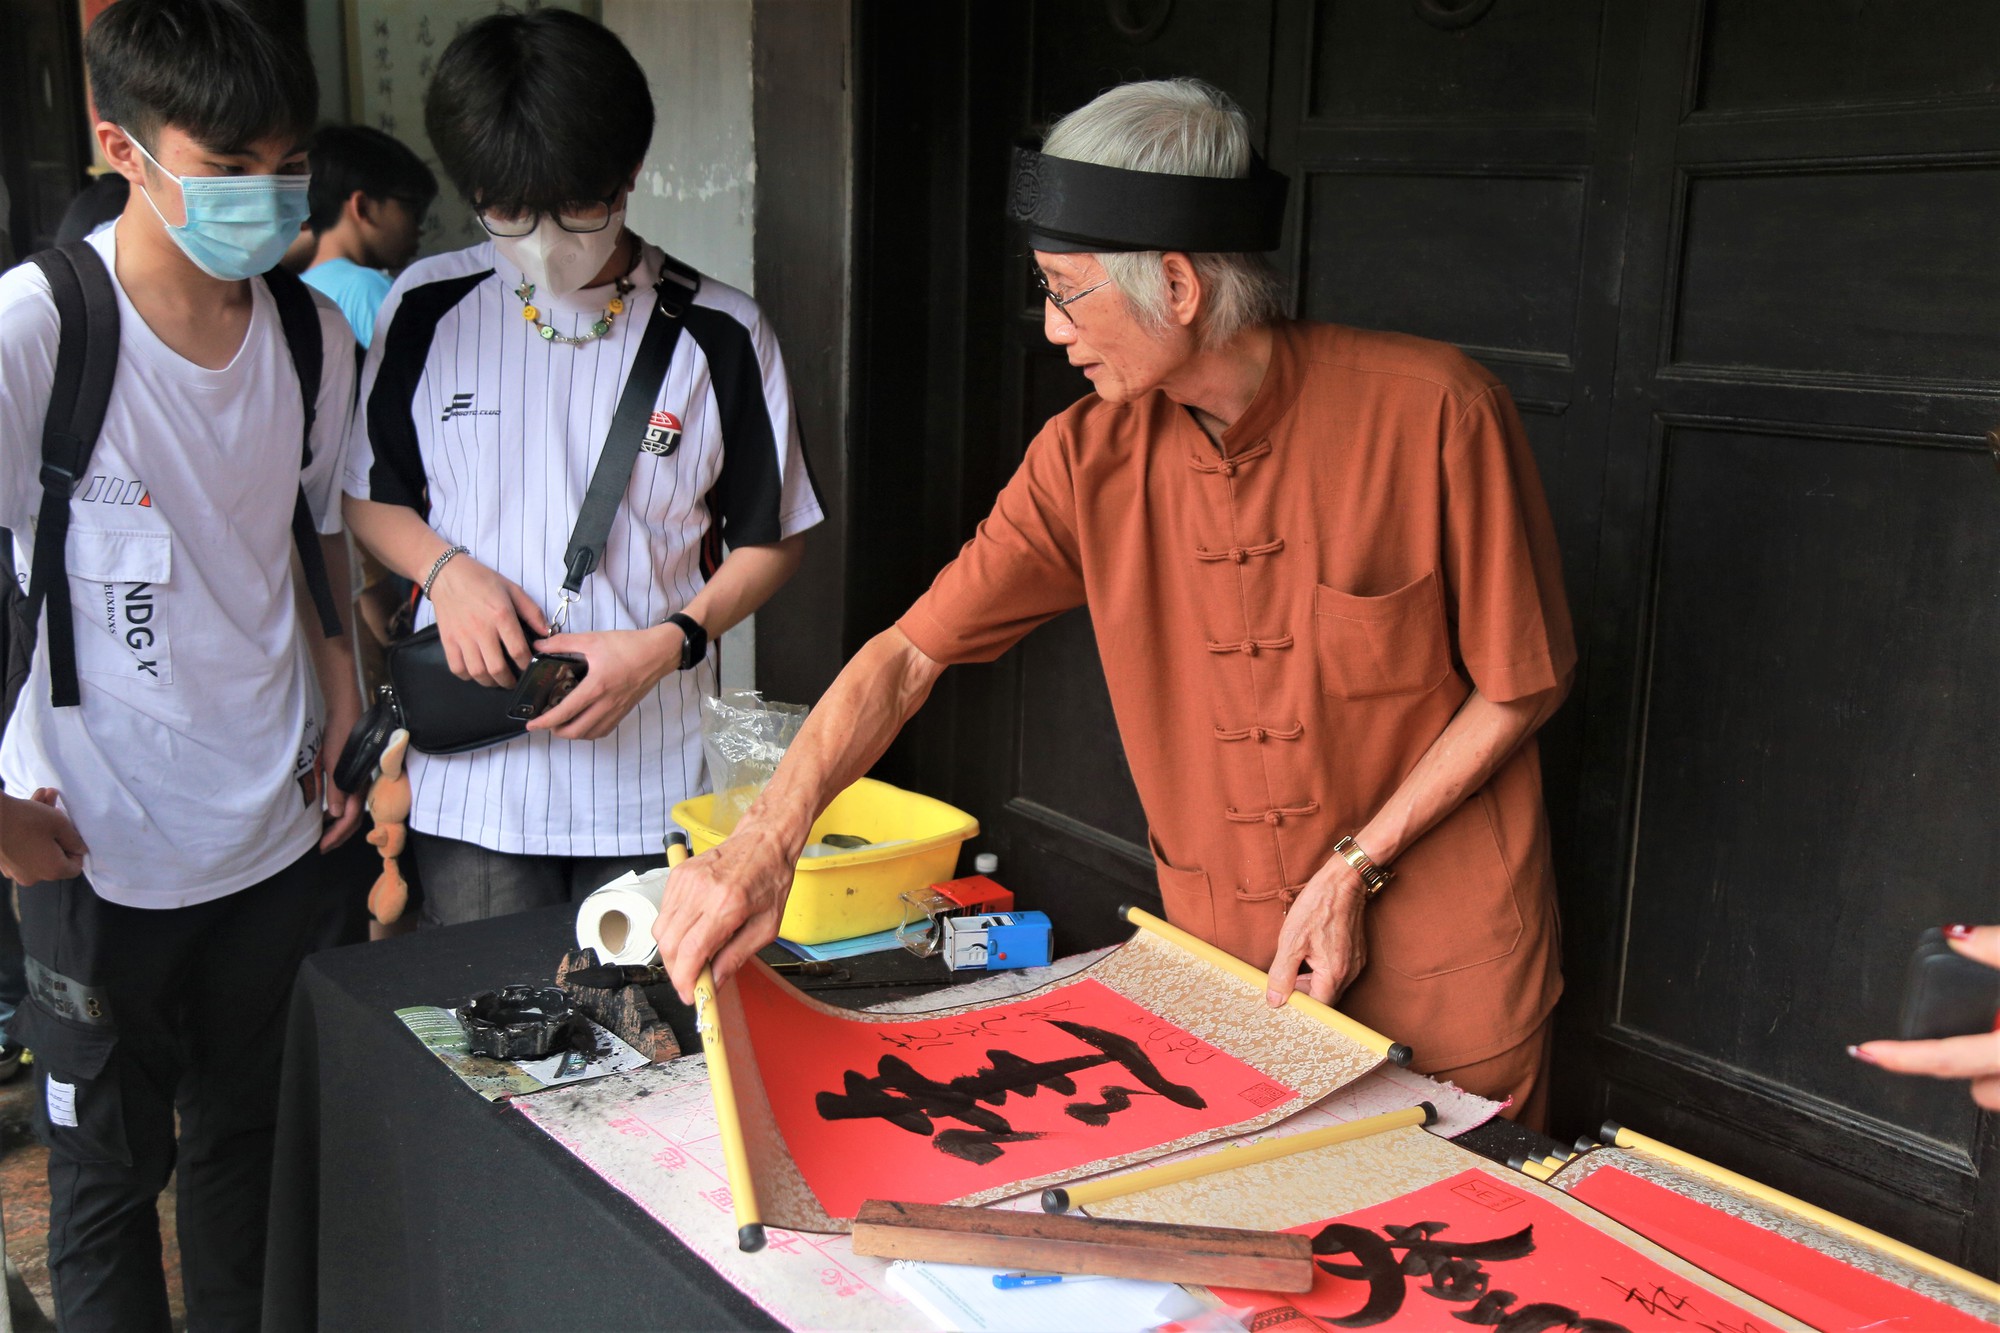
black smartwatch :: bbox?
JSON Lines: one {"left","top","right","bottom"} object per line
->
{"left": 665, "top": 612, "right": 708, "bottom": 670}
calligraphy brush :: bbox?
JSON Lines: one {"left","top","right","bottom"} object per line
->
{"left": 567, "top": 958, "right": 841, "bottom": 989}
{"left": 797, "top": 976, "right": 948, "bottom": 993}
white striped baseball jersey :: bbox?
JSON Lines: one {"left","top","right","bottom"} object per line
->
{"left": 343, "top": 238, "right": 822, "bottom": 856}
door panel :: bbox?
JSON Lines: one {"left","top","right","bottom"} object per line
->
{"left": 1695, "top": 0, "right": 2000, "bottom": 113}
{"left": 1623, "top": 423, "right": 1997, "bottom": 1148}
{"left": 1671, "top": 165, "right": 2000, "bottom": 382}
{"left": 1301, "top": 170, "right": 1588, "bottom": 362}
{"left": 1309, "top": 0, "right": 1603, "bottom": 121}
{"left": 0, "top": 0, "right": 88, "bottom": 256}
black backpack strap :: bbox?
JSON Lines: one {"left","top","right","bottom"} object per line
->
{"left": 25, "top": 242, "right": 120, "bottom": 709}
{"left": 262, "top": 267, "right": 342, "bottom": 640}
{"left": 558, "top": 256, "right": 701, "bottom": 598}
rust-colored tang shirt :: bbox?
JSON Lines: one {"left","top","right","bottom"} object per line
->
{"left": 898, "top": 321, "right": 1575, "bottom": 1071}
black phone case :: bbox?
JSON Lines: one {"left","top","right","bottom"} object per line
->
{"left": 1897, "top": 928, "right": 2000, "bottom": 1040}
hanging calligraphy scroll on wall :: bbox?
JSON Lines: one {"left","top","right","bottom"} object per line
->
{"left": 712, "top": 920, "right": 1387, "bottom": 1232}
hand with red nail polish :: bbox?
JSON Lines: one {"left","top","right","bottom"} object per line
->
{"left": 1852, "top": 924, "right": 2000, "bottom": 1111}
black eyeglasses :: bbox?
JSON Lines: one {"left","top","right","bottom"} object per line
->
{"left": 1030, "top": 268, "right": 1111, "bottom": 328}
{"left": 476, "top": 186, "right": 623, "bottom": 239}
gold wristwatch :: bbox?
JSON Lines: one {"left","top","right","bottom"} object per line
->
{"left": 1333, "top": 835, "right": 1393, "bottom": 898}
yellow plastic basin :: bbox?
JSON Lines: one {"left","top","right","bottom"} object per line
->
{"left": 671, "top": 777, "right": 980, "bottom": 945}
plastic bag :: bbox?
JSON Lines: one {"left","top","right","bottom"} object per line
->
{"left": 699, "top": 689, "right": 810, "bottom": 834}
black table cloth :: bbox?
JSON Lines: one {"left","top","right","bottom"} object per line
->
{"left": 264, "top": 905, "right": 781, "bottom": 1332}
{"left": 263, "top": 903, "right": 1556, "bottom": 1331}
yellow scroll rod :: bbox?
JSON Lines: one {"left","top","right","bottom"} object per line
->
{"left": 1602, "top": 1121, "right": 2000, "bottom": 1305}
{"left": 1043, "top": 1102, "right": 1435, "bottom": 1214}
{"left": 677, "top": 833, "right": 766, "bottom": 1253}
{"left": 1119, "top": 904, "right": 1413, "bottom": 1067}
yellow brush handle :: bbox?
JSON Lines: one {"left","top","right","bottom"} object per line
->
{"left": 1042, "top": 1102, "right": 1434, "bottom": 1213}
{"left": 673, "top": 833, "right": 767, "bottom": 1252}
{"left": 1608, "top": 1124, "right": 2000, "bottom": 1304}
{"left": 1518, "top": 1159, "right": 1556, "bottom": 1182}
{"left": 1119, "top": 905, "right": 1411, "bottom": 1065}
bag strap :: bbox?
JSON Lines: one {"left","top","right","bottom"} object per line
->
{"left": 261, "top": 266, "right": 343, "bottom": 640}
{"left": 25, "top": 242, "right": 120, "bottom": 709}
{"left": 556, "top": 254, "right": 701, "bottom": 615}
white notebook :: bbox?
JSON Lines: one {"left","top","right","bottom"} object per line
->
{"left": 885, "top": 1259, "right": 1206, "bottom": 1332}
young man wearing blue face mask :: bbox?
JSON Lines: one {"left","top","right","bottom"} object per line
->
{"left": 0, "top": 0, "right": 362, "bottom": 1325}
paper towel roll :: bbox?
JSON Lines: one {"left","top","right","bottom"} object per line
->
{"left": 575, "top": 867, "right": 672, "bottom": 966}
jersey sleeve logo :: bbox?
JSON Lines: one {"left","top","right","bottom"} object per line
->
{"left": 642, "top": 410, "right": 683, "bottom": 458}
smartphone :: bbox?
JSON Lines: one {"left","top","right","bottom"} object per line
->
{"left": 1897, "top": 928, "right": 2000, "bottom": 1040}
{"left": 506, "top": 650, "right": 588, "bottom": 722}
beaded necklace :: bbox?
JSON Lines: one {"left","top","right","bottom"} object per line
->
{"left": 514, "top": 274, "right": 636, "bottom": 346}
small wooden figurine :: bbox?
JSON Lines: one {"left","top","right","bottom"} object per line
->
{"left": 366, "top": 728, "right": 412, "bottom": 924}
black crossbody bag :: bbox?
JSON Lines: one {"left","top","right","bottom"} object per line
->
{"left": 335, "top": 262, "right": 699, "bottom": 790}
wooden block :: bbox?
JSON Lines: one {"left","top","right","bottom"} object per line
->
{"left": 556, "top": 949, "right": 681, "bottom": 1064}
{"left": 850, "top": 1199, "right": 1314, "bottom": 1292}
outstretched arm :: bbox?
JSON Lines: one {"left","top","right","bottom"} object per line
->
{"left": 653, "top": 625, "right": 946, "bottom": 1001}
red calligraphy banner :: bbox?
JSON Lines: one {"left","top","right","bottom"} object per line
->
{"left": 737, "top": 969, "right": 1297, "bottom": 1218}
{"left": 1208, "top": 1169, "right": 1775, "bottom": 1332}
{"left": 1567, "top": 1166, "right": 1991, "bottom": 1333}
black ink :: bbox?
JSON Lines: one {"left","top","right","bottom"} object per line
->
{"left": 1065, "top": 1085, "right": 1147, "bottom": 1126}
{"left": 1598, "top": 1279, "right": 1768, "bottom": 1333}
{"left": 1305, "top": 1219, "right": 1630, "bottom": 1333}
{"left": 1493, "top": 1303, "right": 1631, "bottom": 1333}
{"left": 932, "top": 1129, "right": 1046, "bottom": 1164}
{"left": 817, "top": 1020, "right": 1207, "bottom": 1163}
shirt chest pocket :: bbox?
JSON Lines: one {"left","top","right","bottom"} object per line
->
{"left": 66, "top": 529, "right": 174, "bottom": 687}
{"left": 1314, "top": 570, "right": 1451, "bottom": 700}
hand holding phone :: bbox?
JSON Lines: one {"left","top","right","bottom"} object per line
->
{"left": 507, "top": 650, "right": 589, "bottom": 722}
{"left": 1851, "top": 926, "right": 2000, "bottom": 1113}
{"left": 1897, "top": 926, "right": 2000, "bottom": 1040}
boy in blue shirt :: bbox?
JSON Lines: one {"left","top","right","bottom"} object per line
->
{"left": 297, "top": 125, "right": 435, "bottom": 348}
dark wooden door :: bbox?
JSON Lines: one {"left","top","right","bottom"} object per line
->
{"left": 850, "top": 0, "right": 2000, "bottom": 1271}
{"left": 1574, "top": 0, "right": 2000, "bottom": 1274}
{"left": 0, "top": 0, "right": 89, "bottom": 258}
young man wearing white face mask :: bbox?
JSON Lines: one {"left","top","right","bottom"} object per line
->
{"left": 0, "top": 0, "right": 362, "bottom": 1324}
{"left": 343, "top": 10, "right": 822, "bottom": 926}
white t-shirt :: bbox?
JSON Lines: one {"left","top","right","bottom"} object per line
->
{"left": 0, "top": 225, "right": 356, "bottom": 907}
{"left": 344, "top": 239, "right": 822, "bottom": 856}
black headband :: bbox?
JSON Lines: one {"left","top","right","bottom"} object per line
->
{"left": 1007, "top": 145, "right": 1289, "bottom": 254}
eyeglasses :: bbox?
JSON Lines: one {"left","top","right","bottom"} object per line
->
{"left": 1031, "top": 268, "right": 1111, "bottom": 328}
{"left": 476, "top": 187, "right": 621, "bottom": 238}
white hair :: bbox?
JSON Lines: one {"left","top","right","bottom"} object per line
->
{"left": 1041, "top": 79, "right": 1286, "bottom": 345}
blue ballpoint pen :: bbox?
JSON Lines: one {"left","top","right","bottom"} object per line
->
{"left": 992, "top": 1272, "right": 1113, "bottom": 1289}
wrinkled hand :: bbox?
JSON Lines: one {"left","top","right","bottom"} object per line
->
{"left": 1264, "top": 855, "right": 1370, "bottom": 1007}
{"left": 317, "top": 687, "right": 367, "bottom": 850}
{"left": 427, "top": 553, "right": 548, "bottom": 688}
{"left": 524, "top": 624, "right": 680, "bottom": 741}
{"left": 653, "top": 824, "right": 796, "bottom": 1004}
{"left": 1853, "top": 925, "right": 2000, "bottom": 1111}
{"left": 0, "top": 788, "right": 88, "bottom": 884}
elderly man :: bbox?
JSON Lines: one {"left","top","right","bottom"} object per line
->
{"left": 655, "top": 79, "right": 1575, "bottom": 1125}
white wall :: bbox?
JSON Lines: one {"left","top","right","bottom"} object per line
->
{"left": 605, "top": 0, "right": 757, "bottom": 295}
{"left": 604, "top": 0, "right": 759, "bottom": 688}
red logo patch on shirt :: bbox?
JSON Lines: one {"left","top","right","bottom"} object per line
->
{"left": 642, "top": 410, "right": 683, "bottom": 458}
